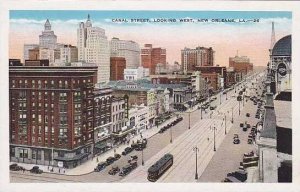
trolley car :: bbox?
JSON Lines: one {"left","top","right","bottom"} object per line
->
{"left": 147, "top": 153, "right": 173, "bottom": 182}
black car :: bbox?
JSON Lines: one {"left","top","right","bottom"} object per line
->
{"left": 94, "top": 162, "right": 106, "bottom": 172}
{"left": 246, "top": 113, "right": 250, "bottom": 117}
{"left": 106, "top": 156, "right": 116, "bottom": 165}
{"left": 108, "top": 166, "right": 120, "bottom": 175}
{"left": 30, "top": 166, "right": 43, "bottom": 174}
{"left": 122, "top": 147, "right": 133, "bottom": 156}
{"left": 10, "top": 163, "right": 25, "bottom": 171}
{"left": 227, "top": 170, "right": 247, "bottom": 182}
{"left": 114, "top": 153, "right": 121, "bottom": 160}
{"left": 240, "top": 123, "right": 244, "bottom": 128}
{"left": 233, "top": 138, "right": 240, "bottom": 144}
{"left": 119, "top": 164, "right": 132, "bottom": 176}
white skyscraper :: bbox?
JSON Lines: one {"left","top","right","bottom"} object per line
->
{"left": 77, "top": 15, "right": 110, "bottom": 83}
{"left": 110, "top": 37, "right": 141, "bottom": 69}
{"left": 39, "top": 19, "right": 57, "bottom": 49}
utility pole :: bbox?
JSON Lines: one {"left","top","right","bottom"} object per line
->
{"left": 193, "top": 146, "right": 199, "bottom": 180}
{"left": 224, "top": 114, "right": 227, "bottom": 135}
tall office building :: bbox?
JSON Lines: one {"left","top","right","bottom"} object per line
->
{"left": 24, "top": 44, "right": 39, "bottom": 62}
{"left": 39, "top": 19, "right": 57, "bottom": 49}
{"left": 77, "top": 15, "right": 110, "bottom": 83}
{"left": 110, "top": 37, "right": 140, "bottom": 69}
{"left": 141, "top": 44, "right": 166, "bottom": 75}
{"left": 181, "top": 46, "right": 215, "bottom": 74}
{"left": 229, "top": 55, "right": 253, "bottom": 75}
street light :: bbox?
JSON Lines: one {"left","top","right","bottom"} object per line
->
{"left": 170, "top": 124, "right": 173, "bottom": 143}
{"left": 188, "top": 111, "right": 191, "bottom": 129}
{"left": 224, "top": 114, "right": 227, "bottom": 135}
{"left": 142, "top": 146, "right": 144, "bottom": 166}
{"left": 210, "top": 125, "right": 217, "bottom": 151}
{"left": 193, "top": 146, "right": 199, "bottom": 180}
{"left": 200, "top": 107, "right": 203, "bottom": 120}
{"left": 219, "top": 92, "right": 222, "bottom": 105}
{"left": 231, "top": 107, "right": 234, "bottom": 123}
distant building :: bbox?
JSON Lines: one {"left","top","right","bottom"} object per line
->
{"left": 9, "top": 66, "right": 98, "bottom": 168}
{"left": 229, "top": 55, "right": 253, "bottom": 77}
{"left": 181, "top": 46, "right": 215, "bottom": 74}
{"left": 124, "top": 67, "right": 149, "bottom": 81}
{"left": 141, "top": 44, "right": 166, "bottom": 75}
{"left": 39, "top": 19, "right": 57, "bottom": 49}
{"left": 77, "top": 14, "right": 110, "bottom": 83}
{"left": 25, "top": 59, "right": 49, "bottom": 66}
{"left": 24, "top": 44, "right": 39, "bottom": 62}
{"left": 59, "top": 45, "right": 78, "bottom": 64}
{"left": 194, "top": 66, "right": 227, "bottom": 89}
{"left": 28, "top": 48, "right": 40, "bottom": 60}
{"left": 110, "top": 57, "right": 126, "bottom": 81}
{"left": 110, "top": 37, "right": 140, "bottom": 69}
{"left": 39, "top": 47, "right": 60, "bottom": 65}
{"left": 9, "top": 59, "right": 22, "bottom": 66}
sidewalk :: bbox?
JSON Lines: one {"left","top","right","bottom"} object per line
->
{"left": 12, "top": 116, "right": 178, "bottom": 176}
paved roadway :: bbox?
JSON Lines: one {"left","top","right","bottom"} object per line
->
{"left": 10, "top": 72, "right": 264, "bottom": 183}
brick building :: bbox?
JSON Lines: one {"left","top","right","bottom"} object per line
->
{"left": 229, "top": 55, "right": 253, "bottom": 76}
{"left": 9, "top": 66, "right": 98, "bottom": 168}
{"left": 181, "top": 47, "right": 214, "bottom": 74}
{"left": 141, "top": 44, "right": 166, "bottom": 75}
{"left": 110, "top": 57, "right": 126, "bottom": 81}
{"left": 201, "top": 72, "right": 220, "bottom": 93}
{"left": 194, "top": 66, "right": 227, "bottom": 89}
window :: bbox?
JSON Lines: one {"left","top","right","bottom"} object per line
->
{"left": 38, "top": 115, "right": 42, "bottom": 123}
{"left": 32, "top": 126, "right": 35, "bottom": 134}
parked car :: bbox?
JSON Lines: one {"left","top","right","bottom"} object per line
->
{"left": 248, "top": 138, "right": 253, "bottom": 144}
{"left": 94, "top": 162, "right": 106, "bottom": 172}
{"left": 119, "top": 165, "right": 132, "bottom": 176}
{"left": 106, "top": 156, "right": 116, "bottom": 165}
{"left": 122, "top": 147, "right": 133, "bottom": 156}
{"left": 246, "top": 124, "right": 251, "bottom": 129}
{"left": 10, "top": 163, "right": 25, "bottom": 171}
{"left": 114, "top": 153, "right": 121, "bottom": 160}
{"left": 30, "top": 166, "right": 43, "bottom": 174}
{"left": 108, "top": 166, "right": 120, "bottom": 175}
{"left": 227, "top": 170, "right": 247, "bottom": 182}
{"left": 246, "top": 113, "right": 250, "bottom": 117}
{"left": 240, "top": 123, "right": 244, "bottom": 128}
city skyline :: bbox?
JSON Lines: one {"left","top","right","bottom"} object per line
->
{"left": 10, "top": 10, "right": 291, "bottom": 66}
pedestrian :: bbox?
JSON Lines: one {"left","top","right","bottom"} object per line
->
{"left": 207, "top": 137, "right": 210, "bottom": 141}
{"left": 97, "top": 157, "right": 99, "bottom": 163}
{"left": 23, "top": 169, "right": 25, "bottom": 173}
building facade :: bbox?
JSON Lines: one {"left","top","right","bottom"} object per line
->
{"left": 110, "top": 57, "right": 126, "bottom": 81}
{"left": 229, "top": 55, "right": 253, "bottom": 77}
{"left": 110, "top": 37, "right": 141, "bottom": 69}
{"left": 141, "top": 44, "right": 166, "bottom": 75}
{"left": 181, "top": 46, "right": 215, "bottom": 74}
{"left": 124, "top": 67, "right": 149, "bottom": 81}
{"left": 59, "top": 45, "right": 78, "bottom": 65}
{"left": 24, "top": 44, "right": 39, "bottom": 62}
{"left": 39, "top": 19, "right": 58, "bottom": 49}
{"left": 77, "top": 15, "right": 110, "bottom": 83}
{"left": 9, "top": 66, "right": 98, "bottom": 168}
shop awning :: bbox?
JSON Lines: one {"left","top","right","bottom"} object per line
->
{"left": 111, "top": 126, "right": 136, "bottom": 137}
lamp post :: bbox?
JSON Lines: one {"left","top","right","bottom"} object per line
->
{"left": 142, "top": 146, "right": 144, "bottom": 166}
{"left": 210, "top": 125, "right": 217, "bottom": 151}
{"left": 219, "top": 92, "right": 222, "bottom": 105}
{"left": 200, "top": 108, "right": 203, "bottom": 120}
{"left": 170, "top": 124, "right": 173, "bottom": 143}
{"left": 224, "top": 114, "right": 227, "bottom": 135}
{"left": 226, "top": 91, "right": 228, "bottom": 100}
{"left": 188, "top": 111, "right": 191, "bottom": 129}
{"left": 193, "top": 146, "right": 199, "bottom": 180}
{"left": 231, "top": 107, "right": 234, "bottom": 123}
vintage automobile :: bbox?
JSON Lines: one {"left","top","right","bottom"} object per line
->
{"left": 10, "top": 163, "right": 25, "bottom": 171}
{"left": 119, "top": 165, "right": 132, "bottom": 176}
{"left": 114, "top": 153, "right": 121, "bottom": 160}
{"left": 122, "top": 147, "right": 133, "bottom": 156}
{"left": 30, "top": 166, "right": 43, "bottom": 174}
{"left": 94, "top": 162, "right": 107, "bottom": 172}
{"left": 233, "top": 138, "right": 240, "bottom": 144}
{"left": 106, "top": 156, "right": 116, "bottom": 165}
{"left": 108, "top": 166, "right": 120, "bottom": 175}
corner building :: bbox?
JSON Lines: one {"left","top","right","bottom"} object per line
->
{"left": 9, "top": 66, "right": 97, "bottom": 168}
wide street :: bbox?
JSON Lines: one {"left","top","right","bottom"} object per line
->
{"left": 11, "top": 72, "right": 263, "bottom": 183}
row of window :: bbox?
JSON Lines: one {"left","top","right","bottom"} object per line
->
{"left": 10, "top": 79, "right": 92, "bottom": 88}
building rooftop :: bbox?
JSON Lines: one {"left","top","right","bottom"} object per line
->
{"left": 272, "top": 35, "right": 291, "bottom": 56}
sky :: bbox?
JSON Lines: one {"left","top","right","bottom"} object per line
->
{"left": 9, "top": 10, "right": 292, "bottom": 66}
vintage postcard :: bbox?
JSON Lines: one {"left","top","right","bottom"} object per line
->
{"left": 1, "top": 1, "right": 299, "bottom": 192}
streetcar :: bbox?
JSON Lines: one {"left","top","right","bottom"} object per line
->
{"left": 147, "top": 153, "right": 173, "bottom": 182}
